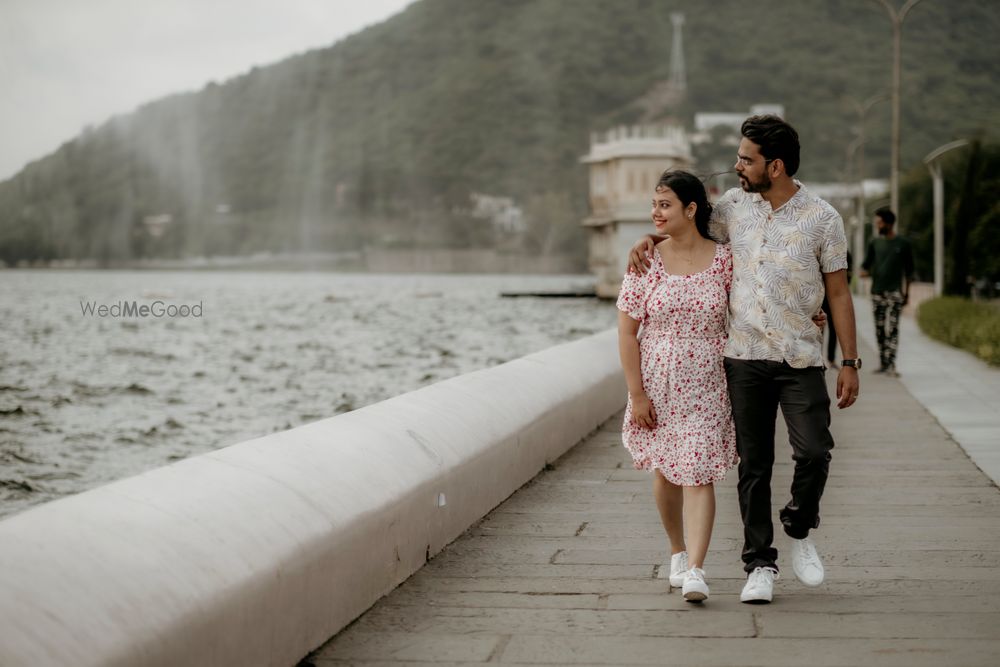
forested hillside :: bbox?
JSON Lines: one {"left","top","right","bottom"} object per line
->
{"left": 1, "top": 0, "right": 997, "bottom": 265}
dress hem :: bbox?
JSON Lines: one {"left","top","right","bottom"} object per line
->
{"left": 632, "top": 458, "right": 737, "bottom": 487}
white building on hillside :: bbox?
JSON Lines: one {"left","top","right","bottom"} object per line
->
{"left": 580, "top": 124, "right": 693, "bottom": 298}
{"left": 693, "top": 104, "right": 786, "bottom": 133}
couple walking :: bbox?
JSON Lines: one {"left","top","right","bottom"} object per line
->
{"left": 617, "top": 115, "right": 860, "bottom": 603}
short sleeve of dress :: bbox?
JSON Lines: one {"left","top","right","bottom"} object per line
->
{"left": 616, "top": 268, "right": 649, "bottom": 323}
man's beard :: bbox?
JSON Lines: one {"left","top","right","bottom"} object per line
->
{"left": 739, "top": 171, "right": 772, "bottom": 194}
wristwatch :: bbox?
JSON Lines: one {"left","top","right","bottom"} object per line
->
{"left": 841, "top": 358, "right": 863, "bottom": 370}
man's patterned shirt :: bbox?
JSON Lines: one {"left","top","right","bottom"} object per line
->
{"left": 710, "top": 183, "right": 848, "bottom": 368}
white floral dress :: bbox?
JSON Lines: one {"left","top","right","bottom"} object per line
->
{"left": 617, "top": 243, "right": 738, "bottom": 486}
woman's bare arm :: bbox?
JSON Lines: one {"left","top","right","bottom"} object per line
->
{"left": 618, "top": 311, "right": 656, "bottom": 429}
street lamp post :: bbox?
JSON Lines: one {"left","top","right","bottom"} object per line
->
{"left": 923, "top": 140, "right": 969, "bottom": 297}
{"left": 872, "top": 0, "right": 925, "bottom": 227}
{"left": 846, "top": 93, "right": 889, "bottom": 291}
{"left": 846, "top": 136, "right": 867, "bottom": 293}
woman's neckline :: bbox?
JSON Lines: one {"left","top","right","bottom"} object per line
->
{"left": 654, "top": 242, "right": 719, "bottom": 277}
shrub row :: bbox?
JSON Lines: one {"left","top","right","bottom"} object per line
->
{"left": 917, "top": 296, "right": 1000, "bottom": 366}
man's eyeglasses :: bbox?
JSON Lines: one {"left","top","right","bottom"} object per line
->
{"left": 736, "top": 157, "right": 776, "bottom": 168}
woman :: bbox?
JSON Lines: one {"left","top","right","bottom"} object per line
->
{"left": 616, "top": 170, "right": 735, "bottom": 603}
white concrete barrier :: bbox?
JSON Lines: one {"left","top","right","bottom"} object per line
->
{"left": 0, "top": 328, "right": 625, "bottom": 667}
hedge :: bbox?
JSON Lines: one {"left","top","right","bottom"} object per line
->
{"left": 917, "top": 296, "right": 1000, "bottom": 366}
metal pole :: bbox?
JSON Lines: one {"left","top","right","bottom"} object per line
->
{"left": 930, "top": 163, "right": 944, "bottom": 296}
{"left": 923, "top": 140, "right": 970, "bottom": 298}
{"left": 847, "top": 92, "right": 888, "bottom": 293}
{"left": 856, "top": 125, "right": 866, "bottom": 293}
{"left": 854, "top": 194, "right": 866, "bottom": 293}
{"left": 873, "top": 0, "right": 925, "bottom": 230}
{"left": 846, "top": 136, "right": 866, "bottom": 293}
{"left": 890, "top": 18, "right": 901, "bottom": 218}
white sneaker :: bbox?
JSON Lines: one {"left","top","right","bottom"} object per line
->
{"left": 740, "top": 566, "right": 779, "bottom": 604}
{"left": 790, "top": 536, "right": 825, "bottom": 587}
{"left": 668, "top": 551, "right": 688, "bottom": 587}
{"left": 682, "top": 567, "right": 709, "bottom": 602}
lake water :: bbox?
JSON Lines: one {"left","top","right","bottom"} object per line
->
{"left": 0, "top": 270, "right": 616, "bottom": 519}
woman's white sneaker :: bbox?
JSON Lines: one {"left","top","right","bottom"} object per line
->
{"left": 740, "top": 566, "right": 779, "bottom": 604}
{"left": 790, "top": 537, "right": 825, "bottom": 587}
{"left": 682, "top": 567, "right": 709, "bottom": 602}
{"left": 668, "top": 551, "right": 689, "bottom": 587}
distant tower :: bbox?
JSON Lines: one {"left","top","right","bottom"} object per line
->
{"left": 630, "top": 11, "right": 687, "bottom": 120}
{"left": 669, "top": 13, "right": 686, "bottom": 94}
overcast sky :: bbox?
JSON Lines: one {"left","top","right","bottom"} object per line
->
{"left": 0, "top": 0, "right": 415, "bottom": 181}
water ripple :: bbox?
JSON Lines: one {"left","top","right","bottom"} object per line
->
{"left": 0, "top": 270, "right": 612, "bottom": 518}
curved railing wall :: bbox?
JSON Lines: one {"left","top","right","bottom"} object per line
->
{"left": 0, "top": 329, "right": 625, "bottom": 667}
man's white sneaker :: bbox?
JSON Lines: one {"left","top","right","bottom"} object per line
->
{"left": 682, "top": 567, "right": 709, "bottom": 602}
{"left": 668, "top": 551, "right": 688, "bottom": 587}
{"left": 740, "top": 566, "right": 778, "bottom": 604}
{"left": 790, "top": 536, "right": 825, "bottom": 587}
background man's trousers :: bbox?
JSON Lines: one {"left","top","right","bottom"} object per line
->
{"left": 872, "top": 290, "right": 904, "bottom": 370}
{"left": 723, "top": 358, "right": 835, "bottom": 573}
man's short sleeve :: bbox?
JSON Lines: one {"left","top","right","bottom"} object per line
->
{"left": 820, "top": 212, "right": 849, "bottom": 273}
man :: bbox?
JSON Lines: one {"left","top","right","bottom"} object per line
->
{"left": 861, "top": 208, "right": 914, "bottom": 377}
{"left": 628, "top": 115, "right": 860, "bottom": 604}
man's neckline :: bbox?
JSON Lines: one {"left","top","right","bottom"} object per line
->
{"left": 750, "top": 179, "right": 804, "bottom": 212}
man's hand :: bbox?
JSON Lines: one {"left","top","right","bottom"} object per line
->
{"left": 627, "top": 236, "right": 657, "bottom": 275}
{"left": 836, "top": 367, "right": 859, "bottom": 409}
{"left": 629, "top": 392, "right": 657, "bottom": 429}
{"left": 812, "top": 310, "right": 826, "bottom": 330}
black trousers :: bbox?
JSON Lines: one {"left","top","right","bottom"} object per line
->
{"left": 723, "top": 358, "right": 835, "bottom": 573}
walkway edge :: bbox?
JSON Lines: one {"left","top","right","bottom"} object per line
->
{"left": 853, "top": 295, "right": 1000, "bottom": 486}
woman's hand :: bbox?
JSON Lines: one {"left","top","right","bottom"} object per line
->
{"left": 627, "top": 236, "right": 658, "bottom": 275}
{"left": 629, "top": 392, "right": 657, "bottom": 430}
{"left": 812, "top": 310, "right": 827, "bottom": 330}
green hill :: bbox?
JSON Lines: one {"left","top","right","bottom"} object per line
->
{"left": 1, "top": 0, "right": 997, "bottom": 265}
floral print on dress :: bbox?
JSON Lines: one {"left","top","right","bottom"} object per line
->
{"left": 617, "top": 243, "right": 738, "bottom": 486}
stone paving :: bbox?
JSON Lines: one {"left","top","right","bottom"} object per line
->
{"left": 308, "top": 340, "right": 1000, "bottom": 666}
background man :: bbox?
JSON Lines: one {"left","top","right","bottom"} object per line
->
{"left": 861, "top": 208, "right": 915, "bottom": 377}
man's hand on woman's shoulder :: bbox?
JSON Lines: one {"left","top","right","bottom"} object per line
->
{"left": 627, "top": 236, "right": 659, "bottom": 275}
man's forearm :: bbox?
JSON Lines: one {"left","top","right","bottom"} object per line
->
{"left": 823, "top": 270, "right": 858, "bottom": 358}
{"left": 828, "top": 291, "right": 858, "bottom": 359}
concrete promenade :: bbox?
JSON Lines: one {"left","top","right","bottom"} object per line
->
{"left": 308, "top": 332, "right": 1000, "bottom": 665}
